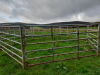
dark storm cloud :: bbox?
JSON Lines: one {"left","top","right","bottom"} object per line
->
{"left": 0, "top": 0, "right": 100, "bottom": 23}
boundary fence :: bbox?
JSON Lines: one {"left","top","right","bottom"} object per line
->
{"left": 0, "top": 22, "right": 100, "bottom": 69}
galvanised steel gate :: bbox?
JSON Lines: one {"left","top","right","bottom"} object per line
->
{"left": 0, "top": 22, "right": 100, "bottom": 69}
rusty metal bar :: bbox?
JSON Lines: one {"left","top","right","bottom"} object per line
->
{"left": 26, "top": 39, "right": 77, "bottom": 45}
{"left": 27, "top": 49, "right": 96, "bottom": 60}
{"left": 26, "top": 43, "right": 98, "bottom": 53}
{"left": 28, "top": 54, "right": 97, "bottom": 67}
{"left": 25, "top": 31, "right": 98, "bottom": 37}
{"left": 26, "top": 35, "right": 97, "bottom": 41}
{"left": 26, "top": 37, "right": 98, "bottom": 45}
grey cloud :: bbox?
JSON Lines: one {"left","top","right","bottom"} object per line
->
{"left": 20, "top": 0, "right": 100, "bottom": 23}
{"left": 0, "top": 17, "right": 10, "bottom": 23}
{"left": 0, "top": 0, "right": 100, "bottom": 23}
{"left": 83, "top": 6, "right": 100, "bottom": 17}
{"left": 0, "top": 1, "right": 12, "bottom": 14}
{"left": 0, "top": 0, "right": 12, "bottom": 3}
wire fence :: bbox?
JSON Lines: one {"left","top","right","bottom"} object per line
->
{"left": 0, "top": 22, "right": 100, "bottom": 69}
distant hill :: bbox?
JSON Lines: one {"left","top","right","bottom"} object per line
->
{"left": 46, "top": 21, "right": 90, "bottom": 25}
{"left": 0, "top": 21, "right": 91, "bottom": 26}
{"left": 41, "top": 21, "right": 91, "bottom": 29}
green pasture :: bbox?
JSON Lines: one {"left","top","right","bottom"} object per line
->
{"left": 0, "top": 27, "right": 100, "bottom": 75}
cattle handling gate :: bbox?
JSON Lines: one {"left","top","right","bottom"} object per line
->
{"left": 0, "top": 22, "right": 100, "bottom": 69}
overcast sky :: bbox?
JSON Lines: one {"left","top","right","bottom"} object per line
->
{"left": 0, "top": 0, "right": 100, "bottom": 24}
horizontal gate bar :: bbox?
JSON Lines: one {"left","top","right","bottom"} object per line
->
{"left": 28, "top": 49, "right": 97, "bottom": 60}
{"left": 89, "top": 33, "right": 98, "bottom": 37}
{"left": 0, "top": 36, "right": 21, "bottom": 44}
{"left": 1, "top": 48, "right": 23, "bottom": 66}
{"left": 88, "top": 38, "right": 98, "bottom": 49}
{"left": 0, "top": 40, "right": 22, "bottom": 52}
{"left": 28, "top": 54, "right": 97, "bottom": 67}
{"left": 25, "top": 31, "right": 98, "bottom": 37}
{"left": 27, "top": 43, "right": 98, "bottom": 53}
{"left": 88, "top": 36, "right": 98, "bottom": 43}
{"left": 26, "top": 37, "right": 98, "bottom": 45}
{"left": 0, "top": 44, "right": 22, "bottom": 59}
{"left": 0, "top": 31, "right": 20, "bottom": 37}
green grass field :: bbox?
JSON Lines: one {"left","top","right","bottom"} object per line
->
{"left": 0, "top": 27, "right": 100, "bottom": 75}
{"left": 1, "top": 50, "right": 100, "bottom": 75}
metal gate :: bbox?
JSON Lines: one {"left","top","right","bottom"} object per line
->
{"left": 0, "top": 22, "right": 100, "bottom": 69}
